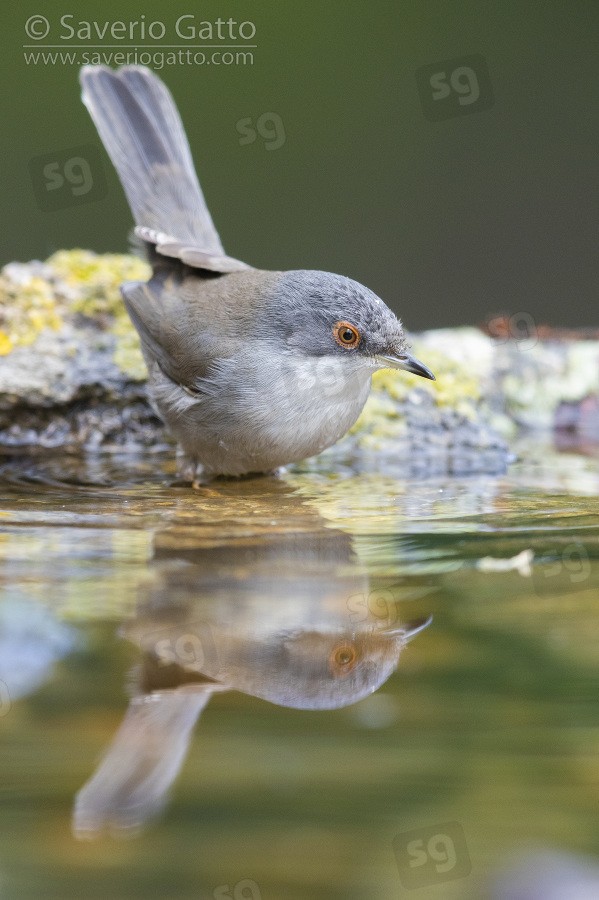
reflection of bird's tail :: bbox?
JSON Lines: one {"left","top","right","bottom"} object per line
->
{"left": 79, "top": 65, "right": 225, "bottom": 257}
{"left": 73, "top": 690, "right": 212, "bottom": 839}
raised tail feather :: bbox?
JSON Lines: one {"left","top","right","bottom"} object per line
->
{"left": 72, "top": 690, "right": 213, "bottom": 838}
{"left": 79, "top": 65, "right": 248, "bottom": 273}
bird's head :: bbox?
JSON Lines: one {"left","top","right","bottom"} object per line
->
{"left": 262, "top": 270, "right": 435, "bottom": 383}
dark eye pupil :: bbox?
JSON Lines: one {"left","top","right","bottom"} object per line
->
{"left": 342, "top": 329, "right": 354, "bottom": 342}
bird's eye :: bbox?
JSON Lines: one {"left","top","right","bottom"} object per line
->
{"left": 333, "top": 321, "right": 360, "bottom": 349}
{"left": 329, "top": 643, "right": 357, "bottom": 677}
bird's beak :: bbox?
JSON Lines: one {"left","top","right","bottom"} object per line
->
{"left": 375, "top": 351, "right": 436, "bottom": 381}
{"left": 378, "top": 615, "right": 433, "bottom": 640}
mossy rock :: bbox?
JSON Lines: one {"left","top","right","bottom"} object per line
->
{"left": 0, "top": 249, "right": 150, "bottom": 380}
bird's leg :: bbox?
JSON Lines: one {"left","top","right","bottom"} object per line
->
{"left": 176, "top": 452, "right": 206, "bottom": 488}
{"left": 178, "top": 456, "right": 221, "bottom": 493}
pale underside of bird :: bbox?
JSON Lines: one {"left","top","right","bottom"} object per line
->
{"left": 79, "top": 65, "right": 435, "bottom": 479}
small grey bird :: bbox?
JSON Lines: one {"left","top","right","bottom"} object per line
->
{"left": 79, "top": 65, "right": 435, "bottom": 481}
{"left": 73, "top": 593, "right": 431, "bottom": 838}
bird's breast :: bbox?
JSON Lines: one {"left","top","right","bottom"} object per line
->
{"left": 239, "top": 352, "right": 373, "bottom": 456}
{"left": 153, "top": 351, "right": 373, "bottom": 474}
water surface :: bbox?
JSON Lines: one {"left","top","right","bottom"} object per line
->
{"left": 0, "top": 440, "right": 598, "bottom": 899}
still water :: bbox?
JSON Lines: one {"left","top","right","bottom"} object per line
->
{"left": 0, "top": 439, "right": 598, "bottom": 899}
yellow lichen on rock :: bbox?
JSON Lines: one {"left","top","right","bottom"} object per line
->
{"left": 48, "top": 249, "right": 150, "bottom": 379}
{"left": 349, "top": 390, "right": 404, "bottom": 440}
{"left": 0, "top": 249, "right": 150, "bottom": 378}
{"left": 111, "top": 314, "right": 148, "bottom": 381}
{"left": 48, "top": 249, "right": 150, "bottom": 319}
{"left": 351, "top": 340, "right": 482, "bottom": 440}
{"left": 0, "top": 331, "right": 12, "bottom": 356}
{"left": 0, "top": 269, "right": 63, "bottom": 352}
{"left": 372, "top": 342, "right": 481, "bottom": 408}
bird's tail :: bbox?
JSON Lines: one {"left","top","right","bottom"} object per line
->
{"left": 79, "top": 65, "right": 246, "bottom": 271}
{"left": 72, "top": 689, "right": 213, "bottom": 838}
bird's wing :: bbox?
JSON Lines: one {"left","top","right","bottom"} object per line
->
{"left": 121, "top": 278, "right": 238, "bottom": 389}
{"left": 121, "top": 267, "right": 279, "bottom": 388}
{"left": 80, "top": 64, "right": 249, "bottom": 274}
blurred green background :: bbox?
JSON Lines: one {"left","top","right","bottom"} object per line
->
{"left": 2, "top": 0, "right": 598, "bottom": 328}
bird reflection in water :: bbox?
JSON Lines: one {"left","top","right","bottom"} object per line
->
{"left": 73, "top": 516, "right": 431, "bottom": 838}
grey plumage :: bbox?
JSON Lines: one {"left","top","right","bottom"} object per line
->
{"left": 79, "top": 65, "right": 435, "bottom": 479}
{"left": 79, "top": 65, "right": 246, "bottom": 272}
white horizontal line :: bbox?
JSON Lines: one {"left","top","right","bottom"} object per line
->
{"left": 23, "top": 44, "right": 257, "bottom": 48}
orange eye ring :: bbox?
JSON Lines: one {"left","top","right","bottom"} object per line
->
{"left": 333, "top": 321, "right": 360, "bottom": 349}
{"left": 329, "top": 643, "right": 357, "bottom": 677}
